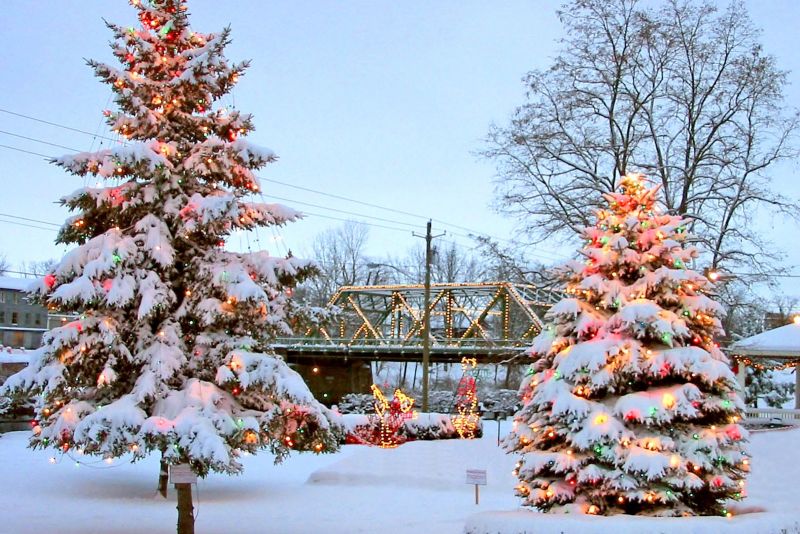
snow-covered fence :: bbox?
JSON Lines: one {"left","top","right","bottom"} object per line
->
{"left": 744, "top": 407, "right": 800, "bottom": 426}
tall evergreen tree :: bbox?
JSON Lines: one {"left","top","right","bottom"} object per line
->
{"left": 506, "top": 174, "right": 748, "bottom": 516}
{"left": 1, "top": 0, "right": 341, "bottom": 480}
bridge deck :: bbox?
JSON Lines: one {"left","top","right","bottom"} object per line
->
{"left": 274, "top": 338, "right": 529, "bottom": 363}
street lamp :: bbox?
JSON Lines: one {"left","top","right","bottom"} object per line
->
{"left": 365, "top": 262, "right": 411, "bottom": 282}
{"left": 703, "top": 267, "right": 732, "bottom": 283}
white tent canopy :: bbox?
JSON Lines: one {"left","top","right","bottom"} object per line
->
{"left": 729, "top": 322, "right": 800, "bottom": 409}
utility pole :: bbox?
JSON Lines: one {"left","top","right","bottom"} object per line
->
{"left": 414, "top": 220, "right": 444, "bottom": 412}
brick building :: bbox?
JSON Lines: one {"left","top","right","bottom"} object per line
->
{"left": 0, "top": 276, "right": 66, "bottom": 349}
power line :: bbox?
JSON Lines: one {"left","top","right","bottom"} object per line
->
{"left": 0, "top": 116, "right": 522, "bottom": 250}
{"left": 300, "top": 210, "right": 411, "bottom": 233}
{"left": 0, "top": 108, "right": 123, "bottom": 144}
{"left": 0, "top": 213, "right": 61, "bottom": 228}
{"left": 0, "top": 143, "right": 51, "bottom": 159}
{"left": 258, "top": 175, "right": 512, "bottom": 244}
{"left": 0, "top": 143, "right": 594, "bottom": 264}
{"left": 727, "top": 272, "right": 800, "bottom": 279}
{"left": 2, "top": 207, "right": 800, "bottom": 279}
{"left": 0, "top": 206, "right": 415, "bottom": 238}
{"left": 0, "top": 138, "right": 456, "bottom": 239}
{"left": 260, "top": 176, "right": 440, "bottom": 224}
{"left": 0, "top": 218, "right": 58, "bottom": 232}
{"left": 263, "top": 193, "right": 419, "bottom": 230}
{"left": 2, "top": 270, "right": 41, "bottom": 277}
{"left": 0, "top": 130, "right": 81, "bottom": 153}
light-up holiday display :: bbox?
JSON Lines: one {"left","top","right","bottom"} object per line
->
{"left": 452, "top": 357, "right": 480, "bottom": 439}
{"left": 505, "top": 174, "right": 748, "bottom": 517}
{"left": 370, "top": 384, "right": 418, "bottom": 448}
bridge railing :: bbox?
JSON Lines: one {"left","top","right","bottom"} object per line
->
{"left": 274, "top": 337, "right": 531, "bottom": 349}
{"left": 744, "top": 407, "right": 800, "bottom": 426}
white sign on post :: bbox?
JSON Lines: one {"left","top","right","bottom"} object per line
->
{"left": 170, "top": 464, "right": 197, "bottom": 484}
{"left": 466, "top": 469, "right": 487, "bottom": 505}
{"left": 466, "top": 469, "right": 487, "bottom": 485}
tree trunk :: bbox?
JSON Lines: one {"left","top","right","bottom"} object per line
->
{"left": 157, "top": 452, "right": 169, "bottom": 498}
{"left": 175, "top": 483, "right": 194, "bottom": 534}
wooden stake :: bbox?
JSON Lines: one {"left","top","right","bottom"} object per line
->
{"left": 475, "top": 484, "right": 479, "bottom": 505}
{"left": 175, "top": 483, "right": 194, "bottom": 534}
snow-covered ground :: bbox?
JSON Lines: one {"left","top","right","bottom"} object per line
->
{"left": 0, "top": 422, "right": 798, "bottom": 533}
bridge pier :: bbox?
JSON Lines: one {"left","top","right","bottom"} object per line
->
{"left": 292, "top": 359, "right": 373, "bottom": 406}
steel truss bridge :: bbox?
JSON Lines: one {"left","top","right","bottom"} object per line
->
{"left": 275, "top": 282, "right": 562, "bottom": 363}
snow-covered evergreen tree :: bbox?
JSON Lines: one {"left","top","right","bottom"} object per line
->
{"left": 745, "top": 367, "right": 794, "bottom": 408}
{"left": 506, "top": 174, "right": 748, "bottom": 516}
{"left": 0, "top": 0, "right": 341, "bottom": 477}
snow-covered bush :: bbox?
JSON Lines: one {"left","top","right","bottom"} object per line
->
{"left": 480, "top": 389, "right": 521, "bottom": 415}
{"left": 336, "top": 393, "right": 374, "bottom": 414}
{"left": 338, "top": 389, "right": 521, "bottom": 417}
{"left": 341, "top": 413, "right": 481, "bottom": 443}
{"left": 746, "top": 368, "right": 795, "bottom": 408}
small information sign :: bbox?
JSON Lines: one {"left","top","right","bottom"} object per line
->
{"left": 466, "top": 469, "right": 487, "bottom": 485}
{"left": 170, "top": 464, "right": 197, "bottom": 484}
{"left": 466, "top": 469, "right": 487, "bottom": 505}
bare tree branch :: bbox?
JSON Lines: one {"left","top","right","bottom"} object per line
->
{"left": 483, "top": 0, "right": 799, "bottom": 278}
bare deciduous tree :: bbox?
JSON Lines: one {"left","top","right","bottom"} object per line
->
{"left": 301, "top": 221, "right": 371, "bottom": 306}
{"left": 395, "top": 242, "right": 488, "bottom": 284}
{"left": 19, "top": 258, "right": 58, "bottom": 278}
{"left": 0, "top": 254, "right": 9, "bottom": 275}
{"left": 484, "top": 0, "right": 798, "bottom": 275}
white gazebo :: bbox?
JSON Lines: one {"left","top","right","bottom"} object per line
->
{"left": 729, "top": 321, "right": 800, "bottom": 423}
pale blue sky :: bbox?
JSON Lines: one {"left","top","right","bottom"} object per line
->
{"left": 1, "top": 1, "right": 799, "bottom": 293}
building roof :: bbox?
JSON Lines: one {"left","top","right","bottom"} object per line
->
{"left": 0, "top": 276, "right": 36, "bottom": 292}
{"left": 729, "top": 322, "right": 800, "bottom": 357}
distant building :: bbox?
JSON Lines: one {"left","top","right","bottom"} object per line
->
{"left": 764, "top": 312, "right": 796, "bottom": 331}
{"left": 0, "top": 276, "right": 68, "bottom": 349}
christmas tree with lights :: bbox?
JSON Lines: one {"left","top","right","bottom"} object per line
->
{"left": 505, "top": 174, "right": 748, "bottom": 517}
{"left": 1, "top": 0, "right": 342, "bottom": 489}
